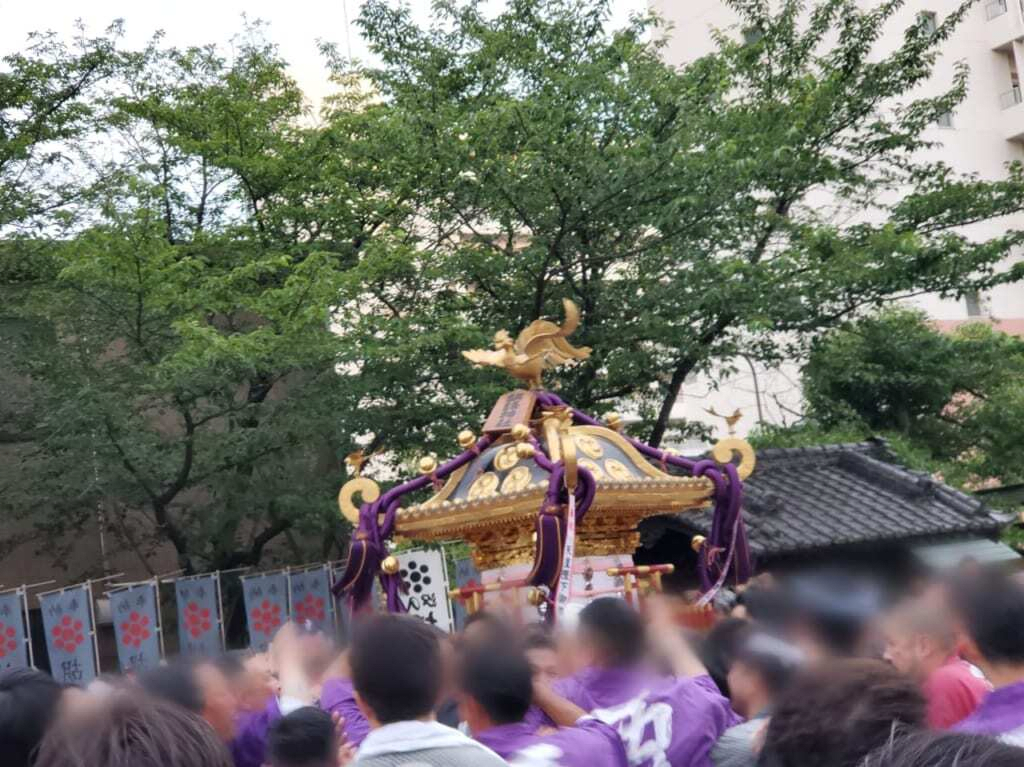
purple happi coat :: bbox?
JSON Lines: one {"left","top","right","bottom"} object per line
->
{"left": 320, "top": 677, "right": 371, "bottom": 747}
{"left": 231, "top": 697, "right": 280, "bottom": 767}
{"left": 477, "top": 717, "right": 627, "bottom": 767}
{"left": 953, "top": 680, "right": 1024, "bottom": 747}
{"left": 522, "top": 675, "right": 597, "bottom": 730}
{"left": 575, "top": 667, "right": 741, "bottom": 767}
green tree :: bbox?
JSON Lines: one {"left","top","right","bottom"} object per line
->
{"left": 354, "top": 0, "right": 1024, "bottom": 446}
{"left": 778, "top": 309, "right": 1024, "bottom": 487}
{"left": 2, "top": 32, "right": 402, "bottom": 574}
{"left": 0, "top": 23, "right": 120, "bottom": 229}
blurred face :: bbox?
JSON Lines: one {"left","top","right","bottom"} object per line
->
{"left": 882, "top": 620, "right": 926, "bottom": 678}
{"left": 525, "top": 646, "right": 559, "bottom": 686}
{"left": 195, "top": 662, "right": 238, "bottom": 740}
{"left": 726, "top": 660, "right": 764, "bottom": 719}
{"left": 237, "top": 653, "right": 278, "bottom": 711}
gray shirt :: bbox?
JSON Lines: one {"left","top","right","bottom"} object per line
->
{"left": 711, "top": 716, "right": 769, "bottom": 767}
{"left": 354, "top": 719, "right": 509, "bottom": 767}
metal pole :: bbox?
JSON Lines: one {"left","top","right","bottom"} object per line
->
{"left": 85, "top": 580, "right": 102, "bottom": 677}
{"left": 20, "top": 587, "right": 35, "bottom": 668}
{"left": 153, "top": 576, "right": 166, "bottom": 661}
{"left": 214, "top": 571, "right": 226, "bottom": 651}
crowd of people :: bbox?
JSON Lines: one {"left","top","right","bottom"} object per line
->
{"left": 3, "top": 566, "right": 1024, "bottom": 767}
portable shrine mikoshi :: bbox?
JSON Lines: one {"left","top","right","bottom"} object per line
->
{"left": 333, "top": 300, "right": 754, "bottom": 619}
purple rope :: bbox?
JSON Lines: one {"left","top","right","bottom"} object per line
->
{"left": 536, "top": 391, "right": 750, "bottom": 592}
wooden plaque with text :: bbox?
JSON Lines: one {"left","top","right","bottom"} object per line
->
{"left": 482, "top": 390, "right": 537, "bottom": 434}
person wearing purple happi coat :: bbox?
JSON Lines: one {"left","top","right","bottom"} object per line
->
{"left": 951, "top": 575, "right": 1024, "bottom": 747}
{"left": 566, "top": 598, "right": 741, "bottom": 767}
{"left": 232, "top": 695, "right": 282, "bottom": 767}
{"left": 461, "top": 643, "right": 628, "bottom": 767}
{"left": 320, "top": 676, "right": 372, "bottom": 747}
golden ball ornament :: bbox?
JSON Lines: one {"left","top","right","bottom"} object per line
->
{"left": 515, "top": 442, "right": 535, "bottom": 459}
{"left": 418, "top": 456, "right": 438, "bottom": 475}
{"left": 606, "top": 412, "right": 623, "bottom": 431}
{"left": 691, "top": 535, "right": 707, "bottom": 553}
{"left": 526, "top": 587, "right": 546, "bottom": 607}
{"left": 381, "top": 555, "right": 400, "bottom": 575}
{"left": 510, "top": 423, "right": 531, "bottom": 441}
{"left": 457, "top": 430, "right": 476, "bottom": 449}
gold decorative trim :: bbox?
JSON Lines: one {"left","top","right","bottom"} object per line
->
{"left": 501, "top": 466, "right": 532, "bottom": 494}
{"left": 338, "top": 477, "right": 381, "bottom": 525}
{"left": 467, "top": 472, "right": 500, "bottom": 500}
{"left": 420, "top": 464, "right": 469, "bottom": 508}
{"left": 571, "top": 425, "right": 673, "bottom": 479}
{"left": 710, "top": 438, "right": 756, "bottom": 480}
{"left": 493, "top": 445, "right": 520, "bottom": 471}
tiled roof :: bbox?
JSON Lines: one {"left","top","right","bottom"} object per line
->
{"left": 659, "top": 439, "right": 1006, "bottom": 558}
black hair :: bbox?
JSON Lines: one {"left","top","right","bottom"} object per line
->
{"left": 459, "top": 644, "right": 533, "bottom": 726}
{"left": 696, "top": 617, "right": 751, "bottom": 697}
{"left": 951, "top": 573, "right": 1024, "bottom": 665}
{"left": 861, "top": 729, "right": 1024, "bottom": 767}
{"left": 213, "top": 652, "right": 247, "bottom": 681}
{"left": 34, "top": 690, "right": 231, "bottom": 767}
{"left": 267, "top": 707, "right": 337, "bottom": 767}
{"left": 578, "top": 597, "right": 645, "bottom": 667}
{"left": 759, "top": 659, "right": 926, "bottom": 767}
{"left": 350, "top": 615, "right": 441, "bottom": 724}
{"left": 0, "top": 667, "right": 63, "bottom": 767}
{"left": 733, "top": 632, "right": 803, "bottom": 697}
{"left": 522, "top": 624, "right": 556, "bottom": 652}
{"left": 138, "top": 661, "right": 204, "bottom": 713}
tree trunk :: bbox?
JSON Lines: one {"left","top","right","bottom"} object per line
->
{"left": 648, "top": 359, "right": 694, "bottom": 448}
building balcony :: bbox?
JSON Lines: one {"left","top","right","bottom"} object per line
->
{"left": 1001, "top": 88, "right": 1024, "bottom": 141}
{"left": 985, "top": 0, "right": 1024, "bottom": 49}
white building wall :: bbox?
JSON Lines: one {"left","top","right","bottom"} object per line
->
{"left": 648, "top": 0, "right": 1024, "bottom": 449}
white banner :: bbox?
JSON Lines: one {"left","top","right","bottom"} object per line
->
{"left": 396, "top": 549, "right": 454, "bottom": 632}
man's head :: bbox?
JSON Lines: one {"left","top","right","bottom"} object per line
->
{"left": 461, "top": 611, "right": 512, "bottom": 649}
{"left": 522, "top": 627, "right": 560, "bottom": 685}
{"left": 0, "top": 668, "right": 63, "bottom": 767}
{"left": 882, "top": 600, "right": 957, "bottom": 680}
{"left": 725, "top": 632, "right": 803, "bottom": 719}
{"left": 34, "top": 690, "right": 231, "bottom": 767}
{"left": 216, "top": 651, "right": 278, "bottom": 713}
{"left": 349, "top": 615, "right": 442, "bottom": 726}
{"left": 760, "top": 659, "right": 926, "bottom": 767}
{"left": 577, "top": 598, "right": 645, "bottom": 669}
{"left": 951, "top": 573, "right": 1024, "bottom": 676}
{"left": 138, "top": 660, "right": 237, "bottom": 741}
{"left": 267, "top": 707, "right": 338, "bottom": 767}
{"left": 862, "top": 729, "right": 1024, "bottom": 767}
{"left": 457, "top": 644, "right": 533, "bottom": 735}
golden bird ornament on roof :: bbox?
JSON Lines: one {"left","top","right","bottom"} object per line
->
{"left": 462, "top": 299, "right": 592, "bottom": 389}
{"left": 705, "top": 407, "right": 743, "bottom": 436}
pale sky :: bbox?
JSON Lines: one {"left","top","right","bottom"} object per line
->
{"left": 1, "top": 0, "right": 649, "bottom": 105}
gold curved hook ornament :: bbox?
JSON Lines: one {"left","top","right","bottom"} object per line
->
{"left": 338, "top": 476, "right": 382, "bottom": 525}
{"left": 710, "top": 438, "right": 756, "bottom": 481}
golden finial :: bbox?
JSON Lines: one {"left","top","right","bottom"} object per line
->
{"left": 462, "top": 299, "right": 591, "bottom": 389}
{"left": 418, "top": 456, "right": 438, "bottom": 475}
{"left": 691, "top": 535, "right": 706, "bottom": 553}
{"left": 606, "top": 412, "right": 623, "bottom": 432}
{"left": 515, "top": 442, "right": 536, "bottom": 459}
{"left": 345, "top": 450, "right": 369, "bottom": 477}
{"left": 526, "top": 587, "right": 546, "bottom": 607}
{"left": 381, "top": 555, "right": 400, "bottom": 575}
{"left": 705, "top": 407, "right": 743, "bottom": 436}
{"left": 510, "top": 423, "right": 531, "bottom": 442}
{"left": 458, "top": 430, "right": 476, "bottom": 449}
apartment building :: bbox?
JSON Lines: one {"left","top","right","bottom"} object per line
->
{"left": 647, "top": 0, "right": 1024, "bottom": 447}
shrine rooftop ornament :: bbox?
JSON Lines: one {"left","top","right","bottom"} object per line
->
{"left": 333, "top": 301, "right": 753, "bottom": 617}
